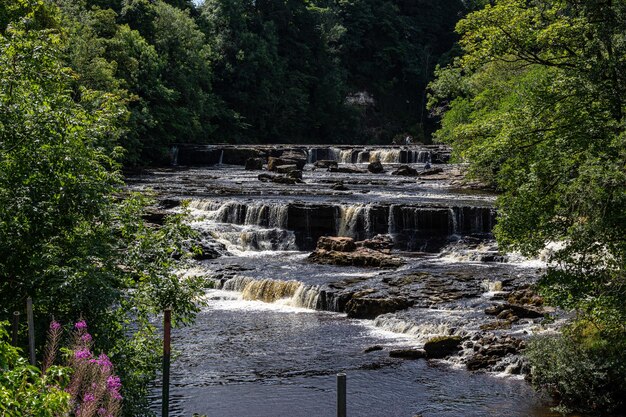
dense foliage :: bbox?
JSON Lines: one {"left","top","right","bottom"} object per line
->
{"left": 429, "top": 0, "right": 626, "bottom": 413}
{"left": 0, "top": 1, "right": 203, "bottom": 415}
{"left": 15, "top": 0, "right": 473, "bottom": 166}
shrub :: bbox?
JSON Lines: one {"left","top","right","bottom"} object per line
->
{"left": 526, "top": 327, "right": 626, "bottom": 415}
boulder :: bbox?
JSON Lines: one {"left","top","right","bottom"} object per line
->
{"left": 317, "top": 236, "right": 357, "bottom": 252}
{"left": 423, "top": 336, "right": 462, "bottom": 359}
{"left": 287, "top": 170, "right": 303, "bottom": 181}
{"left": 308, "top": 248, "right": 404, "bottom": 268}
{"left": 268, "top": 156, "right": 306, "bottom": 171}
{"left": 363, "top": 345, "right": 384, "bottom": 353}
{"left": 275, "top": 164, "right": 298, "bottom": 174}
{"left": 331, "top": 182, "right": 349, "bottom": 191}
{"left": 504, "top": 303, "right": 544, "bottom": 319}
{"left": 345, "top": 297, "right": 412, "bottom": 319}
{"left": 244, "top": 157, "right": 264, "bottom": 170}
{"left": 367, "top": 160, "right": 384, "bottom": 173}
{"left": 258, "top": 173, "right": 300, "bottom": 185}
{"left": 389, "top": 349, "right": 426, "bottom": 359}
{"left": 391, "top": 165, "right": 418, "bottom": 176}
{"left": 314, "top": 160, "right": 338, "bottom": 169}
{"left": 356, "top": 234, "right": 394, "bottom": 252}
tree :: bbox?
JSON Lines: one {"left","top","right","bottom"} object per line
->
{"left": 429, "top": 0, "right": 626, "bottom": 413}
{"left": 0, "top": 1, "right": 203, "bottom": 414}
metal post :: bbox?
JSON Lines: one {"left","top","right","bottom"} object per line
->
{"left": 337, "top": 373, "right": 346, "bottom": 417}
{"left": 162, "top": 308, "right": 172, "bottom": 417}
{"left": 12, "top": 311, "right": 20, "bottom": 347}
{"left": 26, "top": 297, "right": 35, "bottom": 365}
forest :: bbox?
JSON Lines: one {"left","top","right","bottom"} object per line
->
{"left": 1, "top": 0, "right": 625, "bottom": 416}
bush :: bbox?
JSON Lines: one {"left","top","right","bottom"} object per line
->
{"left": 526, "top": 327, "right": 626, "bottom": 415}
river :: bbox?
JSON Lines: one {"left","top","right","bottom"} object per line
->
{"left": 131, "top": 145, "right": 559, "bottom": 417}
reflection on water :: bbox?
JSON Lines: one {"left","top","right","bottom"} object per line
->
{"left": 151, "top": 292, "right": 556, "bottom": 417}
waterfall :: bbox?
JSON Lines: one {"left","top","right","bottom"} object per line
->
{"left": 220, "top": 276, "right": 320, "bottom": 309}
{"left": 372, "top": 314, "right": 458, "bottom": 344}
{"left": 171, "top": 146, "right": 179, "bottom": 166}
{"left": 218, "top": 149, "right": 224, "bottom": 165}
{"left": 369, "top": 149, "right": 401, "bottom": 163}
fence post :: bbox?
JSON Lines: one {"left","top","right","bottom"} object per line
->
{"left": 27, "top": 297, "right": 35, "bottom": 366}
{"left": 12, "top": 311, "right": 20, "bottom": 347}
{"left": 337, "top": 373, "right": 346, "bottom": 417}
{"left": 162, "top": 308, "right": 172, "bottom": 417}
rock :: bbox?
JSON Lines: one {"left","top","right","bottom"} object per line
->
{"left": 345, "top": 297, "right": 413, "bottom": 319}
{"left": 479, "top": 320, "right": 513, "bottom": 331}
{"left": 356, "top": 234, "right": 394, "bottom": 252}
{"left": 317, "top": 236, "right": 357, "bottom": 252}
{"left": 308, "top": 248, "right": 405, "bottom": 268}
{"left": 504, "top": 303, "right": 544, "bottom": 318}
{"left": 507, "top": 288, "right": 543, "bottom": 306}
{"left": 287, "top": 170, "right": 303, "bottom": 180}
{"left": 364, "top": 345, "right": 384, "bottom": 353}
{"left": 143, "top": 208, "right": 168, "bottom": 225}
{"left": 193, "top": 240, "right": 228, "bottom": 260}
{"left": 389, "top": 349, "right": 426, "bottom": 359}
{"left": 418, "top": 167, "right": 444, "bottom": 176}
{"left": 328, "top": 166, "right": 366, "bottom": 174}
{"left": 314, "top": 160, "right": 338, "bottom": 169}
{"left": 158, "top": 198, "right": 181, "bottom": 209}
{"left": 423, "top": 336, "right": 462, "bottom": 359}
{"left": 268, "top": 156, "right": 306, "bottom": 171}
{"left": 331, "top": 182, "right": 349, "bottom": 191}
{"left": 391, "top": 165, "right": 418, "bottom": 176}
{"left": 244, "top": 157, "right": 264, "bottom": 170}
{"left": 367, "top": 160, "right": 384, "bottom": 173}
{"left": 275, "top": 164, "right": 298, "bottom": 174}
{"left": 257, "top": 173, "right": 300, "bottom": 185}
{"left": 484, "top": 304, "right": 506, "bottom": 315}
{"left": 466, "top": 354, "right": 500, "bottom": 371}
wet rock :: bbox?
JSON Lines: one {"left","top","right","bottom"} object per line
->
{"left": 367, "top": 160, "right": 385, "bottom": 173}
{"left": 287, "top": 170, "right": 303, "bottom": 181}
{"left": 418, "top": 167, "right": 444, "bottom": 176}
{"left": 308, "top": 248, "right": 405, "bottom": 268}
{"left": 143, "top": 208, "right": 168, "bottom": 225}
{"left": 480, "top": 320, "right": 513, "bottom": 331}
{"left": 423, "top": 336, "right": 462, "bottom": 358}
{"left": 356, "top": 234, "right": 394, "bottom": 252}
{"left": 484, "top": 305, "right": 505, "bottom": 315}
{"left": 314, "top": 160, "right": 338, "bottom": 169}
{"left": 328, "top": 166, "right": 366, "bottom": 174}
{"left": 507, "top": 288, "right": 543, "bottom": 306}
{"left": 504, "top": 303, "right": 544, "bottom": 319}
{"left": 193, "top": 240, "right": 228, "bottom": 260}
{"left": 363, "top": 345, "right": 384, "bottom": 353}
{"left": 258, "top": 173, "right": 300, "bottom": 185}
{"left": 465, "top": 334, "right": 526, "bottom": 372}
{"left": 389, "top": 349, "right": 426, "bottom": 359}
{"left": 345, "top": 297, "right": 413, "bottom": 319}
{"left": 391, "top": 165, "right": 418, "bottom": 176}
{"left": 158, "top": 198, "right": 181, "bottom": 209}
{"left": 466, "top": 354, "right": 500, "bottom": 371}
{"left": 331, "top": 181, "right": 349, "bottom": 191}
{"left": 268, "top": 156, "right": 306, "bottom": 171}
{"left": 317, "top": 237, "right": 357, "bottom": 252}
{"left": 244, "top": 157, "right": 264, "bottom": 170}
{"left": 275, "top": 164, "right": 298, "bottom": 174}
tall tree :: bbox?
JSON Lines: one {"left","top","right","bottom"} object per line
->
{"left": 429, "top": 1, "right": 626, "bottom": 413}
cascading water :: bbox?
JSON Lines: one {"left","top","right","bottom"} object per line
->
{"left": 133, "top": 150, "right": 554, "bottom": 417}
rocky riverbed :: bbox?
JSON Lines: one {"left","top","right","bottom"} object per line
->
{"left": 134, "top": 144, "right": 560, "bottom": 417}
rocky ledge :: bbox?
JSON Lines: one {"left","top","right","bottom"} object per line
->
{"left": 308, "top": 236, "right": 404, "bottom": 268}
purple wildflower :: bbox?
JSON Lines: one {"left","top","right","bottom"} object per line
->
{"left": 106, "top": 375, "right": 122, "bottom": 400}
{"left": 83, "top": 392, "right": 96, "bottom": 402}
{"left": 81, "top": 333, "right": 93, "bottom": 343}
{"left": 74, "top": 320, "right": 88, "bottom": 330}
{"left": 74, "top": 348, "right": 92, "bottom": 360}
{"left": 50, "top": 320, "right": 61, "bottom": 331}
{"left": 97, "top": 408, "right": 107, "bottom": 416}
